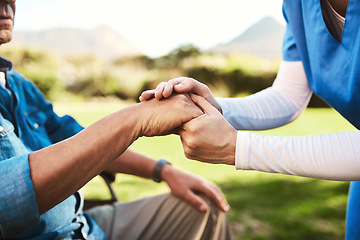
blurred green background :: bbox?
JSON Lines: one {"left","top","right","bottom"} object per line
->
{"left": 0, "top": 44, "right": 328, "bottom": 106}
{"left": 1, "top": 45, "right": 355, "bottom": 239}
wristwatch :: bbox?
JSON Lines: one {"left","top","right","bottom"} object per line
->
{"left": 152, "top": 159, "right": 171, "bottom": 183}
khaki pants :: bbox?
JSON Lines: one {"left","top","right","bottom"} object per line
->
{"left": 86, "top": 193, "right": 232, "bottom": 240}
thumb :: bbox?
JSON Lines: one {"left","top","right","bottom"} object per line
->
{"left": 189, "top": 93, "right": 221, "bottom": 116}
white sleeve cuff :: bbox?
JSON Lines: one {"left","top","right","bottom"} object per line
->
{"left": 235, "top": 131, "right": 250, "bottom": 170}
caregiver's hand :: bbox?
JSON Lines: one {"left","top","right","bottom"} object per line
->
{"left": 139, "top": 77, "right": 222, "bottom": 113}
{"left": 179, "top": 94, "right": 237, "bottom": 165}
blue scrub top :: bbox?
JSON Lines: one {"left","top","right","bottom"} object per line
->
{"left": 282, "top": 0, "right": 360, "bottom": 129}
{"left": 282, "top": 1, "right": 360, "bottom": 239}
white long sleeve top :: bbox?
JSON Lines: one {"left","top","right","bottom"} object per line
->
{"left": 217, "top": 61, "right": 360, "bottom": 181}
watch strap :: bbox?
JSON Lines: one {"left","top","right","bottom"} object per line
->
{"left": 152, "top": 159, "right": 171, "bottom": 183}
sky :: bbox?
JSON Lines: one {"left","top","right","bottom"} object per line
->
{"left": 14, "top": 0, "right": 285, "bottom": 57}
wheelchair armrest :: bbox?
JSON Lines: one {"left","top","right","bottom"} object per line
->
{"left": 83, "top": 172, "right": 118, "bottom": 211}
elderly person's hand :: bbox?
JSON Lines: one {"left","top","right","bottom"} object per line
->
{"left": 138, "top": 93, "right": 204, "bottom": 137}
{"left": 179, "top": 94, "right": 237, "bottom": 165}
{"left": 161, "top": 163, "right": 230, "bottom": 212}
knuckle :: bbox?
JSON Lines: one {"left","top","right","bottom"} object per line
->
{"left": 184, "top": 78, "right": 194, "bottom": 84}
{"left": 157, "top": 82, "right": 166, "bottom": 88}
{"left": 184, "top": 152, "right": 191, "bottom": 159}
{"left": 173, "top": 100, "right": 185, "bottom": 110}
{"left": 186, "top": 124, "right": 198, "bottom": 134}
{"left": 184, "top": 147, "right": 195, "bottom": 159}
{"left": 168, "top": 78, "right": 178, "bottom": 85}
{"left": 176, "top": 95, "right": 190, "bottom": 105}
{"left": 197, "top": 181, "right": 207, "bottom": 190}
{"left": 202, "top": 83, "right": 210, "bottom": 91}
{"left": 186, "top": 138, "right": 197, "bottom": 149}
{"left": 185, "top": 122, "right": 202, "bottom": 134}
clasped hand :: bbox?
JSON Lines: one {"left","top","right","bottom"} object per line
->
{"left": 140, "top": 77, "right": 236, "bottom": 165}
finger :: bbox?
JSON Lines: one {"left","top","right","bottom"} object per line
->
{"left": 155, "top": 82, "right": 167, "bottom": 99}
{"left": 175, "top": 79, "right": 222, "bottom": 113}
{"left": 198, "top": 184, "right": 230, "bottom": 212}
{"left": 173, "top": 77, "right": 198, "bottom": 93}
{"left": 189, "top": 93, "right": 221, "bottom": 116}
{"left": 139, "top": 89, "right": 156, "bottom": 102}
{"left": 174, "top": 78, "right": 210, "bottom": 98}
{"left": 163, "top": 77, "right": 188, "bottom": 98}
{"left": 183, "top": 190, "right": 209, "bottom": 212}
{"left": 178, "top": 114, "right": 204, "bottom": 133}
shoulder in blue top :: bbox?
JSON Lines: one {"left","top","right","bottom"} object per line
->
{"left": 282, "top": 0, "right": 360, "bottom": 129}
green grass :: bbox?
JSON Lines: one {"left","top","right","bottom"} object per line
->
{"left": 54, "top": 102, "right": 356, "bottom": 240}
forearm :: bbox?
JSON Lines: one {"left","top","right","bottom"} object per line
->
{"left": 217, "top": 61, "right": 312, "bottom": 130}
{"left": 236, "top": 130, "right": 360, "bottom": 181}
{"left": 104, "top": 149, "right": 157, "bottom": 179}
{"left": 29, "top": 93, "right": 202, "bottom": 214}
{"left": 29, "top": 105, "right": 142, "bottom": 214}
{"left": 28, "top": 93, "right": 202, "bottom": 214}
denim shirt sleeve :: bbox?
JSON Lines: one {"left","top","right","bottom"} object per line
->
{"left": 0, "top": 154, "right": 40, "bottom": 238}
{"left": 0, "top": 115, "right": 40, "bottom": 238}
{"left": 22, "top": 80, "right": 84, "bottom": 146}
{"left": 0, "top": 70, "right": 92, "bottom": 238}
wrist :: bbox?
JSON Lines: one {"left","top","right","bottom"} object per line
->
{"left": 160, "top": 161, "right": 174, "bottom": 183}
{"left": 131, "top": 103, "right": 150, "bottom": 138}
{"left": 152, "top": 159, "right": 171, "bottom": 183}
{"left": 212, "top": 99, "right": 222, "bottom": 114}
{"left": 225, "top": 129, "right": 237, "bottom": 165}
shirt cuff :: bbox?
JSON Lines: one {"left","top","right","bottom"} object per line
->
{"left": 216, "top": 97, "right": 234, "bottom": 125}
{"left": 0, "top": 154, "right": 40, "bottom": 238}
{"left": 235, "top": 131, "right": 251, "bottom": 170}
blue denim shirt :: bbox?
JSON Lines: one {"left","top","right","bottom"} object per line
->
{"left": 0, "top": 57, "right": 107, "bottom": 239}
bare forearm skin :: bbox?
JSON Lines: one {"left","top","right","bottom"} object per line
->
{"left": 104, "top": 149, "right": 157, "bottom": 180}
{"left": 29, "top": 105, "right": 142, "bottom": 215}
{"left": 29, "top": 93, "right": 203, "bottom": 215}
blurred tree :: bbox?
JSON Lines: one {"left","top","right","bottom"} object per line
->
{"left": 223, "top": 69, "right": 275, "bottom": 96}
{"left": 113, "top": 55, "right": 155, "bottom": 69}
{"left": 0, "top": 45, "right": 330, "bottom": 107}
{"left": 157, "top": 44, "right": 201, "bottom": 68}
{"left": 0, "top": 47, "right": 64, "bottom": 100}
{"left": 186, "top": 67, "right": 220, "bottom": 86}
